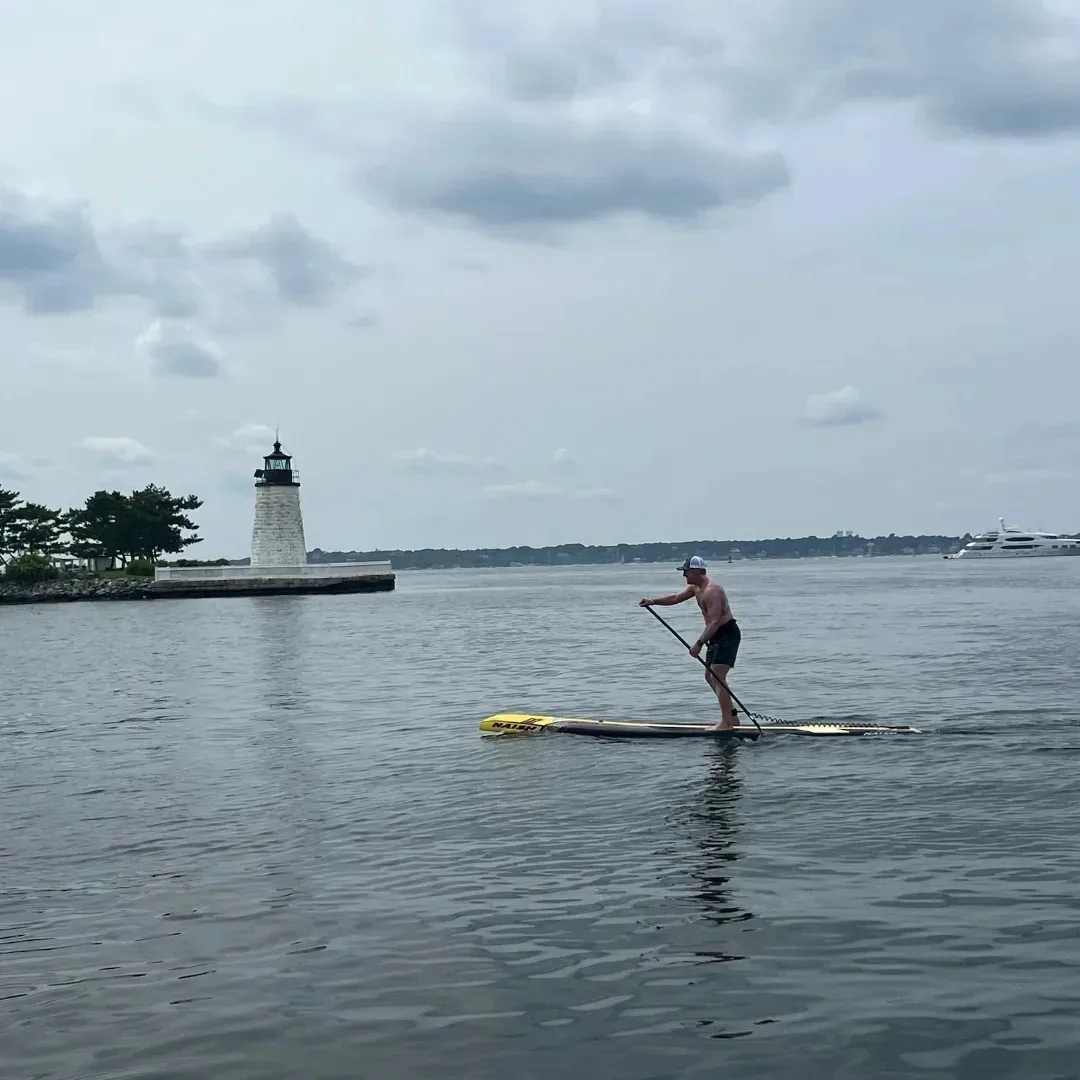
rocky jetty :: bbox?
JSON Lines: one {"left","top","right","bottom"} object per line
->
{"left": 0, "top": 570, "right": 396, "bottom": 605}
{"left": 0, "top": 576, "right": 153, "bottom": 605}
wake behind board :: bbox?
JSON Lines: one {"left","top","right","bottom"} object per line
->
{"left": 479, "top": 713, "right": 922, "bottom": 739}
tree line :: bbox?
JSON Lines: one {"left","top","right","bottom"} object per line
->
{"left": 308, "top": 531, "right": 976, "bottom": 569}
{"left": 0, "top": 484, "right": 202, "bottom": 570}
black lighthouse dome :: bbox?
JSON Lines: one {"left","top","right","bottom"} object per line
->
{"left": 254, "top": 439, "right": 300, "bottom": 486}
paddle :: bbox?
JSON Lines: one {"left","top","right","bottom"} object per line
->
{"left": 642, "top": 604, "right": 763, "bottom": 735}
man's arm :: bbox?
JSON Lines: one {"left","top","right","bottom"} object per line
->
{"left": 694, "top": 617, "right": 724, "bottom": 649}
{"left": 639, "top": 586, "right": 694, "bottom": 607}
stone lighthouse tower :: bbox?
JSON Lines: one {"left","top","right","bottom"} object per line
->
{"left": 250, "top": 437, "right": 307, "bottom": 567}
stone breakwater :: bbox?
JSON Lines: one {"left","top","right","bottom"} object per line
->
{"left": 0, "top": 577, "right": 153, "bottom": 604}
{"left": 0, "top": 573, "right": 395, "bottom": 605}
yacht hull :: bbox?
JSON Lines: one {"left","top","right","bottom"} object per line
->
{"left": 947, "top": 517, "right": 1080, "bottom": 559}
{"left": 948, "top": 548, "right": 1080, "bottom": 558}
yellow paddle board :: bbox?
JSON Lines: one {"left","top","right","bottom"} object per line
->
{"left": 478, "top": 713, "right": 921, "bottom": 738}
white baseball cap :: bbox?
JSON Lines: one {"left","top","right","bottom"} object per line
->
{"left": 679, "top": 555, "right": 707, "bottom": 571}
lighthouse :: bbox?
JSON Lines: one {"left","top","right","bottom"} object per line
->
{"left": 152, "top": 431, "right": 394, "bottom": 596}
{"left": 250, "top": 438, "right": 307, "bottom": 567}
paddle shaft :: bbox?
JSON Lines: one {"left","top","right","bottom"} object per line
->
{"left": 643, "top": 605, "right": 762, "bottom": 734}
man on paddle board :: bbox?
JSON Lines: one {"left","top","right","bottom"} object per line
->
{"left": 639, "top": 555, "right": 741, "bottom": 730}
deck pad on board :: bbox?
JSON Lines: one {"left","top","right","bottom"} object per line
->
{"left": 478, "top": 713, "right": 922, "bottom": 738}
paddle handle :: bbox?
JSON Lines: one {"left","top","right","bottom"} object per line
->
{"left": 643, "top": 604, "right": 762, "bottom": 734}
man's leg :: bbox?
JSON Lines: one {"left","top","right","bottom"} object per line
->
{"left": 705, "top": 663, "right": 737, "bottom": 730}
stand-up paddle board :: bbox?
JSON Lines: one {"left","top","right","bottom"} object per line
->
{"left": 479, "top": 713, "right": 922, "bottom": 739}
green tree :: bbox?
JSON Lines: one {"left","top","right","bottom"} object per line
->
{"left": 14, "top": 502, "right": 65, "bottom": 556}
{"left": 0, "top": 491, "right": 65, "bottom": 562}
{"left": 0, "top": 487, "right": 21, "bottom": 565}
{"left": 125, "top": 485, "right": 203, "bottom": 562}
{"left": 65, "top": 485, "right": 203, "bottom": 566}
{"left": 65, "top": 490, "right": 131, "bottom": 568}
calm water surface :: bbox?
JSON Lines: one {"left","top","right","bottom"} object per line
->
{"left": 3, "top": 557, "right": 1080, "bottom": 1079}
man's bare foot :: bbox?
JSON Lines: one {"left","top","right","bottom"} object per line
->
{"left": 708, "top": 720, "right": 739, "bottom": 732}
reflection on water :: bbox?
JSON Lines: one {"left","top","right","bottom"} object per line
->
{"left": 686, "top": 747, "right": 747, "bottom": 933}
{"left": 688, "top": 743, "right": 751, "bottom": 932}
{"left": 246, "top": 596, "right": 325, "bottom": 915}
{"left": 251, "top": 596, "right": 311, "bottom": 714}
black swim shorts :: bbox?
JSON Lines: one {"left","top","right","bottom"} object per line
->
{"left": 705, "top": 620, "right": 741, "bottom": 668}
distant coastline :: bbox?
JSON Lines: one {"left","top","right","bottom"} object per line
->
{"left": 149, "top": 528, "right": 1080, "bottom": 575}
{"left": 298, "top": 532, "right": 997, "bottom": 571}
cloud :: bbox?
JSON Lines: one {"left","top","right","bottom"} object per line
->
{"left": 1, "top": 186, "right": 117, "bottom": 315}
{"left": 393, "top": 447, "right": 504, "bottom": 474}
{"left": 482, "top": 479, "right": 563, "bottom": 499}
{"left": 107, "top": 225, "right": 202, "bottom": 318}
{"left": 79, "top": 436, "right": 155, "bottom": 465}
{"left": 217, "top": 423, "right": 278, "bottom": 455}
{"left": 185, "top": 0, "right": 1080, "bottom": 249}
{"left": 551, "top": 447, "right": 576, "bottom": 470}
{"left": 199, "top": 5, "right": 789, "bottom": 238}
{"left": 135, "top": 319, "right": 223, "bottom": 377}
{"left": 376, "top": 0, "right": 1080, "bottom": 240}
{"left": 715, "top": 0, "right": 1080, "bottom": 140}
{"left": 206, "top": 213, "right": 366, "bottom": 308}
{"left": 362, "top": 109, "right": 790, "bottom": 235}
{"left": 456, "top": 1, "right": 727, "bottom": 106}
{"left": 803, "top": 385, "right": 882, "bottom": 427}
{"left": 0, "top": 186, "right": 204, "bottom": 318}
{"left": 453, "top": 1, "right": 1080, "bottom": 152}
{"left": 0, "top": 187, "right": 363, "bottom": 323}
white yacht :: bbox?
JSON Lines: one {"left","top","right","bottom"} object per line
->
{"left": 947, "top": 518, "right": 1080, "bottom": 558}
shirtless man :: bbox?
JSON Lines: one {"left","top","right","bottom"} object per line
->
{"left": 638, "top": 555, "right": 742, "bottom": 730}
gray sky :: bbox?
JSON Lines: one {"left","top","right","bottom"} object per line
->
{"left": 4, "top": 0, "right": 1080, "bottom": 556}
